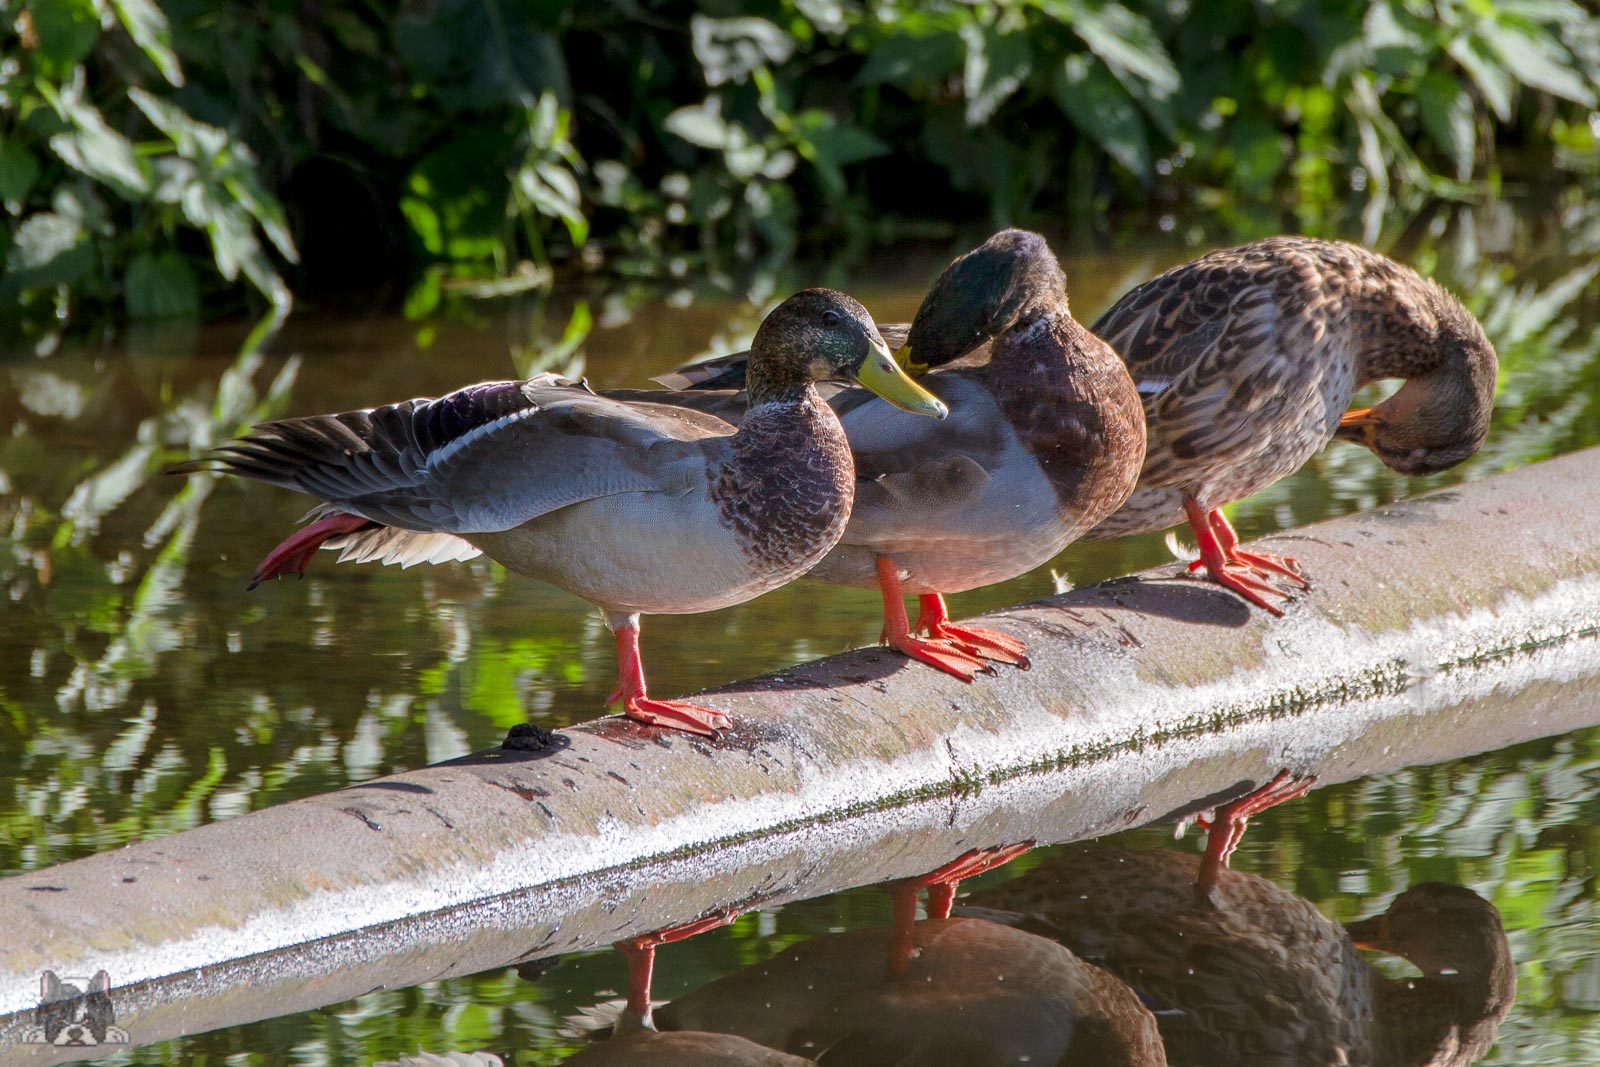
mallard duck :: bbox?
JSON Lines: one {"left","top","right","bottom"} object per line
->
{"left": 185, "top": 289, "right": 946, "bottom": 737}
{"left": 657, "top": 915, "right": 1166, "bottom": 1066}
{"left": 565, "top": 915, "right": 815, "bottom": 1066}
{"left": 645, "top": 230, "right": 1147, "bottom": 680}
{"left": 1084, "top": 237, "right": 1498, "bottom": 614}
{"left": 963, "top": 845, "right": 1515, "bottom": 1067}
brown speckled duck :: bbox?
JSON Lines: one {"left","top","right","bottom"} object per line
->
{"left": 650, "top": 230, "right": 1147, "bottom": 679}
{"left": 1084, "top": 237, "right": 1498, "bottom": 614}
{"left": 963, "top": 845, "right": 1516, "bottom": 1067}
{"left": 184, "top": 289, "right": 945, "bottom": 737}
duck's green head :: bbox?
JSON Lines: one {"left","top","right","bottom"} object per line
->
{"left": 897, "top": 229, "right": 1068, "bottom": 374}
{"left": 750, "top": 289, "right": 947, "bottom": 418}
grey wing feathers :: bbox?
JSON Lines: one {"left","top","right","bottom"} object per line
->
{"left": 206, "top": 374, "right": 733, "bottom": 533}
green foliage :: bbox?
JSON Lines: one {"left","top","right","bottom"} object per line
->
{"left": 3, "top": 0, "right": 1598, "bottom": 335}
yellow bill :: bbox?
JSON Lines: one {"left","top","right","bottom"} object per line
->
{"left": 854, "top": 339, "right": 947, "bottom": 419}
{"left": 893, "top": 343, "right": 930, "bottom": 376}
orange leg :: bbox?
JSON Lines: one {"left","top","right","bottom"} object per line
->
{"left": 607, "top": 622, "right": 731, "bottom": 737}
{"left": 886, "top": 842, "right": 1034, "bottom": 975}
{"left": 1194, "top": 771, "right": 1317, "bottom": 898}
{"left": 616, "top": 911, "right": 736, "bottom": 1019}
{"left": 249, "top": 511, "right": 374, "bottom": 589}
{"left": 915, "top": 594, "right": 1030, "bottom": 668}
{"left": 1187, "top": 509, "right": 1310, "bottom": 589}
{"left": 1181, "top": 499, "right": 1300, "bottom": 616}
{"left": 875, "top": 558, "right": 991, "bottom": 681}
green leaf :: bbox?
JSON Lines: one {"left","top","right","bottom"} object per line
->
{"left": 0, "top": 140, "right": 42, "bottom": 203}
{"left": 1417, "top": 70, "right": 1476, "bottom": 179}
{"left": 3, "top": 211, "right": 93, "bottom": 289}
{"left": 109, "top": 0, "right": 185, "bottom": 87}
{"left": 124, "top": 252, "right": 199, "bottom": 318}
{"left": 28, "top": 0, "right": 101, "bottom": 74}
{"left": 44, "top": 77, "right": 151, "bottom": 199}
{"left": 961, "top": 23, "right": 1033, "bottom": 126}
{"left": 855, "top": 17, "right": 966, "bottom": 88}
{"left": 1446, "top": 35, "right": 1514, "bottom": 121}
{"left": 664, "top": 100, "right": 731, "bottom": 151}
{"left": 1052, "top": 54, "right": 1151, "bottom": 177}
{"left": 690, "top": 16, "right": 795, "bottom": 87}
{"left": 1059, "top": 1, "right": 1179, "bottom": 99}
{"left": 792, "top": 111, "right": 889, "bottom": 197}
{"left": 1480, "top": 21, "right": 1596, "bottom": 106}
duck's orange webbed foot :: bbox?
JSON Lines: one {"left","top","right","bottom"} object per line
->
{"left": 1181, "top": 500, "right": 1306, "bottom": 616}
{"left": 608, "top": 623, "right": 731, "bottom": 738}
{"left": 875, "top": 557, "right": 993, "bottom": 682}
{"left": 1194, "top": 770, "right": 1317, "bottom": 899}
{"left": 887, "top": 842, "right": 1034, "bottom": 975}
{"left": 915, "top": 595, "right": 1030, "bottom": 668}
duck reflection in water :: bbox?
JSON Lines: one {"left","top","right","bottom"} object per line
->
{"left": 654, "top": 846, "right": 1166, "bottom": 1066}
{"left": 960, "top": 845, "right": 1515, "bottom": 1067}
{"left": 564, "top": 912, "right": 812, "bottom": 1065}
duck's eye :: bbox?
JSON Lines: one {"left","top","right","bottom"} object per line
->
{"left": 821, "top": 309, "right": 841, "bottom": 327}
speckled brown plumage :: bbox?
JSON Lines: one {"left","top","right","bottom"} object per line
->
{"left": 1088, "top": 236, "right": 1498, "bottom": 541}
{"left": 710, "top": 396, "right": 855, "bottom": 572}
{"left": 963, "top": 845, "right": 1515, "bottom": 1067}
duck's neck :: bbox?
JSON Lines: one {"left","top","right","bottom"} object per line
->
{"left": 1374, "top": 962, "right": 1515, "bottom": 1066}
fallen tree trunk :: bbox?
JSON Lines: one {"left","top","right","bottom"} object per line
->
{"left": 4, "top": 446, "right": 1600, "bottom": 1059}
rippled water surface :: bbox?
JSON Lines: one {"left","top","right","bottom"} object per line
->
{"left": 3, "top": 198, "right": 1600, "bottom": 1063}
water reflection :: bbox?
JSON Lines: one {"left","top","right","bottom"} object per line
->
{"left": 962, "top": 846, "right": 1513, "bottom": 1067}
{"left": 550, "top": 840, "right": 1510, "bottom": 1066}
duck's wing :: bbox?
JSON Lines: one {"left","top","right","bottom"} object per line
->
{"left": 834, "top": 372, "right": 1011, "bottom": 535}
{"left": 200, "top": 374, "right": 735, "bottom": 534}
{"left": 1094, "top": 272, "right": 1294, "bottom": 481}
{"left": 650, "top": 324, "right": 913, "bottom": 391}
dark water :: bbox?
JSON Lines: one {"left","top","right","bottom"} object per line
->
{"left": 2, "top": 196, "right": 1599, "bottom": 1063}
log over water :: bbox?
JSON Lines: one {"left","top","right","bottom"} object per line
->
{"left": 3, "top": 446, "right": 1600, "bottom": 1060}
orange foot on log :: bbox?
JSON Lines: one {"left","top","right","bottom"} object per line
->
{"left": 875, "top": 557, "right": 992, "bottom": 681}
{"left": 916, "top": 594, "right": 1030, "bottom": 668}
{"left": 607, "top": 622, "right": 730, "bottom": 738}
{"left": 1181, "top": 499, "right": 1308, "bottom": 616}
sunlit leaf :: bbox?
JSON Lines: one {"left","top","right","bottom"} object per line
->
{"left": 1417, "top": 70, "right": 1476, "bottom": 179}
{"left": 1058, "top": 1, "right": 1179, "bottom": 99}
{"left": 664, "top": 100, "right": 731, "bottom": 150}
{"left": 1480, "top": 20, "right": 1596, "bottom": 106}
{"left": 1053, "top": 54, "right": 1151, "bottom": 178}
{"left": 961, "top": 23, "right": 1033, "bottom": 126}
{"left": 3, "top": 211, "right": 92, "bottom": 289}
{"left": 43, "top": 77, "right": 151, "bottom": 199}
{"left": 109, "top": 0, "right": 184, "bottom": 87}
{"left": 690, "top": 15, "right": 795, "bottom": 87}
{"left": 1447, "top": 35, "right": 1514, "bottom": 121}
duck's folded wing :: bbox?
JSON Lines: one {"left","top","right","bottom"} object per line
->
{"left": 836, "top": 375, "right": 1009, "bottom": 535}
{"left": 650, "top": 323, "right": 913, "bottom": 391}
{"left": 201, "top": 375, "right": 734, "bottom": 533}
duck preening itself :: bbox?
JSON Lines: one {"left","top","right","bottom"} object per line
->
{"left": 1086, "top": 237, "right": 1498, "bottom": 614}
{"left": 180, "top": 289, "right": 946, "bottom": 737}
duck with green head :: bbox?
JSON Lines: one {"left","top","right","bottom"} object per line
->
{"left": 651, "top": 230, "right": 1147, "bottom": 679}
{"left": 186, "top": 289, "right": 945, "bottom": 737}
